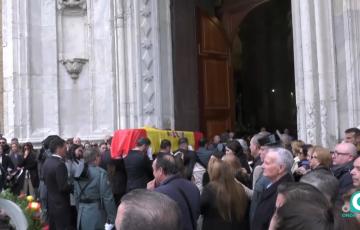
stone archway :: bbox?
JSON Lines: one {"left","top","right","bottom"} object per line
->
{"left": 218, "top": 0, "right": 269, "bottom": 43}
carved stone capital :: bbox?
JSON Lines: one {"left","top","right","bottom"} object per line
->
{"left": 61, "top": 58, "right": 88, "bottom": 80}
{"left": 57, "top": 0, "right": 87, "bottom": 11}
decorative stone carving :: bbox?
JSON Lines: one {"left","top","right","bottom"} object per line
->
{"left": 320, "top": 101, "right": 328, "bottom": 147}
{"left": 57, "top": 0, "right": 87, "bottom": 10}
{"left": 306, "top": 103, "right": 316, "bottom": 144}
{"left": 60, "top": 58, "right": 88, "bottom": 80}
{"left": 140, "top": 0, "right": 156, "bottom": 124}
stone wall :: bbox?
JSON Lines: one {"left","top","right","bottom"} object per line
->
{"left": 2, "top": 0, "right": 174, "bottom": 142}
{"left": 0, "top": 0, "right": 3, "bottom": 134}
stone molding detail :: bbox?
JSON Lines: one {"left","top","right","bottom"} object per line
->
{"left": 60, "top": 58, "right": 88, "bottom": 80}
{"left": 57, "top": 0, "right": 87, "bottom": 10}
{"left": 140, "top": 0, "right": 156, "bottom": 124}
{"left": 320, "top": 101, "right": 328, "bottom": 147}
{"left": 305, "top": 103, "right": 316, "bottom": 144}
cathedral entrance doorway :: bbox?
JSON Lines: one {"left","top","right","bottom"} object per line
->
{"left": 197, "top": 0, "right": 296, "bottom": 138}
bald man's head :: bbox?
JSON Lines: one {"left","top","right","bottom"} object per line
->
{"left": 332, "top": 143, "right": 357, "bottom": 166}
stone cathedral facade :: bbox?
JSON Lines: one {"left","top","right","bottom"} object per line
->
{"left": 2, "top": 0, "right": 174, "bottom": 143}
{"left": 1, "top": 0, "right": 360, "bottom": 148}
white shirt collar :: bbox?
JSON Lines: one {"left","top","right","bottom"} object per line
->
{"left": 53, "top": 154, "right": 63, "bottom": 159}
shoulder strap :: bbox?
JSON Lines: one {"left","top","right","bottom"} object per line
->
{"left": 177, "top": 187, "right": 196, "bottom": 230}
{"left": 98, "top": 170, "right": 105, "bottom": 210}
{"left": 76, "top": 168, "right": 93, "bottom": 200}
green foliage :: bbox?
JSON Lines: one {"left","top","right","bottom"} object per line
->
{"left": 0, "top": 189, "right": 43, "bottom": 230}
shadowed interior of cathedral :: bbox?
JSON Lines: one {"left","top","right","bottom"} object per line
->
{"left": 172, "top": 0, "right": 296, "bottom": 138}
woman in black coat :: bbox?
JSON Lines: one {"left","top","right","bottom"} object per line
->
{"left": 18, "top": 142, "right": 39, "bottom": 196}
{"left": 201, "top": 157, "right": 249, "bottom": 230}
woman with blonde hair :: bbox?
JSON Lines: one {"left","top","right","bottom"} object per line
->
{"left": 200, "top": 157, "right": 249, "bottom": 230}
{"left": 296, "top": 146, "right": 332, "bottom": 176}
{"left": 308, "top": 146, "right": 332, "bottom": 172}
{"left": 222, "top": 154, "right": 250, "bottom": 187}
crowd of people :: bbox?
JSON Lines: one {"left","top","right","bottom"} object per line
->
{"left": 1, "top": 127, "right": 360, "bottom": 230}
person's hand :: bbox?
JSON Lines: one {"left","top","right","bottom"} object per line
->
{"left": 296, "top": 167, "right": 307, "bottom": 175}
{"left": 147, "top": 179, "right": 156, "bottom": 190}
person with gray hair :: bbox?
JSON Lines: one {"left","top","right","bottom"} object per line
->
{"left": 300, "top": 170, "right": 339, "bottom": 203}
{"left": 272, "top": 147, "right": 294, "bottom": 173}
{"left": 115, "top": 189, "right": 182, "bottom": 230}
{"left": 251, "top": 147, "right": 294, "bottom": 230}
{"left": 74, "top": 147, "right": 116, "bottom": 230}
{"left": 331, "top": 142, "right": 357, "bottom": 197}
{"left": 250, "top": 133, "right": 270, "bottom": 170}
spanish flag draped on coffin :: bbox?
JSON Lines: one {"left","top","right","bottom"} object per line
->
{"left": 110, "top": 127, "right": 203, "bottom": 159}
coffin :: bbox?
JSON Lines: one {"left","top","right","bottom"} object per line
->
{"left": 111, "top": 127, "right": 203, "bottom": 158}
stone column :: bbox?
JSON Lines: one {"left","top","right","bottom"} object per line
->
{"left": 292, "top": 0, "right": 320, "bottom": 145}
{"left": 291, "top": 0, "right": 307, "bottom": 143}
{"left": 313, "top": 0, "right": 338, "bottom": 147}
{"left": 292, "top": 0, "right": 339, "bottom": 147}
{"left": 0, "top": 0, "right": 3, "bottom": 134}
{"left": 113, "top": 0, "right": 174, "bottom": 130}
{"left": 341, "top": 0, "right": 360, "bottom": 128}
{"left": 3, "top": 0, "right": 32, "bottom": 140}
{"left": 292, "top": 0, "right": 360, "bottom": 147}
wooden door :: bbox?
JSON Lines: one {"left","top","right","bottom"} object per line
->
{"left": 197, "top": 10, "right": 234, "bottom": 139}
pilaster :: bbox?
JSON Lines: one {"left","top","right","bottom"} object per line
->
{"left": 113, "top": 0, "right": 174, "bottom": 130}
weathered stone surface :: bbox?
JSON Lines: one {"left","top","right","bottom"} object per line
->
{"left": 2, "top": 0, "right": 174, "bottom": 142}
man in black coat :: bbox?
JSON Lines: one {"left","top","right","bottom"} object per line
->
{"left": 148, "top": 153, "right": 200, "bottom": 230}
{"left": 173, "top": 137, "right": 197, "bottom": 181}
{"left": 0, "top": 148, "right": 14, "bottom": 191}
{"left": 251, "top": 147, "right": 294, "bottom": 230}
{"left": 331, "top": 142, "right": 357, "bottom": 198}
{"left": 42, "top": 136, "right": 73, "bottom": 230}
{"left": 0, "top": 137, "right": 10, "bottom": 156}
{"left": 123, "top": 138, "right": 153, "bottom": 192}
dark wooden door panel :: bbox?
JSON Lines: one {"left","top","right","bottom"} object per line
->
{"left": 201, "top": 58, "right": 231, "bottom": 108}
{"left": 206, "top": 118, "right": 232, "bottom": 139}
{"left": 198, "top": 10, "right": 234, "bottom": 139}
{"left": 200, "top": 18, "right": 228, "bottom": 55}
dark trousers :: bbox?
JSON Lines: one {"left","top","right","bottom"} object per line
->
{"left": 70, "top": 206, "right": 77, "bottom": 228}
{"left": 48, "top": 208, "right": 74, "bottom": 230}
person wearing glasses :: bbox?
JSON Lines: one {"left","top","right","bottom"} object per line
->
{"left": 331, "top": 142, "right": 357, "bottom": 197}
{"left": 308, "top": 146, "right": 332, "bottom": 173}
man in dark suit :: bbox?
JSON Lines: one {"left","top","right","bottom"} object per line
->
{"left": 331, "top": 142, "right": 356, "bottom": 198}
{"left": 251, "top": 147, "right": 294, "bottom": 230}
{"left": 42, "top": 136, "right": 73, "bottom": 230}
{"left": 173, "top": 137, "right": 197, "bottom": 180}
{"left": 0, "top": 148, "right": 14, "bottom": 191}
{"left": 148, "top": 153, "right": 200, "bottom": 230}
{"left": 123, "top": 138, "right": 153, "bottom": 192}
